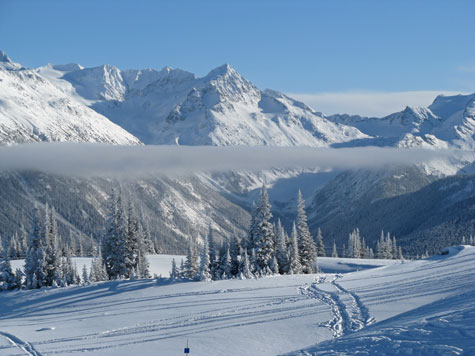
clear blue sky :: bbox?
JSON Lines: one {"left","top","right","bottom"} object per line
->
{"left": 1, "top": 0, "right": 474, "bottom": 94}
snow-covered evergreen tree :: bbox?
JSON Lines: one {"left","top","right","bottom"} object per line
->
{"left": 229, "top": 233, "right": 241, "bottom": 277}
{"left": 332, "top": 241, "right": 338, "bottom": 258}
{"left": 288, "top": 222, "right": 302, "bottom": 274}
{"left": 82, "top": 264, "right": 89, "bottom": 285}
{"left": 170, "top": 258, "right": 179, "bottom": 280}
{"left": 103, "top": 190, "right": 127, "bottom": 279}
{"left": 207, "top": 225, "right": 218, "bottom": 279}
{"left": 24, "top": 206, "right": 46, "bottom": 289}
{"left": 220, "top": 247, "right": 232, "bottom": 279}
{"left": 0, "top": 235, "right": 21, "bottom": 290}
{"left": 296, "top": 191, "right": 317, "bottom": 273}
{"left": 347, "top": 228, "right": 363, "bottom": 259}
{"left": 315, "top": 228, "right": 326, "bottom": 257}
{"left": 239, "top": 250, "right": 252, "bottom": 279}
{"left": 275, "top": 219, "right": 289, "bottom": 274}
{"left": 184, "top": 243, "right": 199, "bottom": 280}
{"left": 199, "top": 234, "right": 212, "bottom": 281}
{"left": 254, "top": 185, "right": 275, "bottom": 275}
{"left": 44, "top": 207, "right": 62, "bottom": 287}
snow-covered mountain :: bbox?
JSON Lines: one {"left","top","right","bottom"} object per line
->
{"left": 55, "top": 62, "right": 369, "bottom": 146}
{"left": 328, "top": 94, "right": 475, "bottom": 150}
{"left": 0, "top": 51, "right": 140, "bottom": 145}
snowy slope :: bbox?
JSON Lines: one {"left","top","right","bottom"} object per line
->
{"left": 1, "top": 247, "right": 474, "bottom": 356}
{"left": 285, "top": 245, "right": 475, "bottom": 355}
{"left": 0, "top": 52, "right": 141, "bottom": 145}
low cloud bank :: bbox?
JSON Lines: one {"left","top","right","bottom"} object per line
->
{"left": 0, "top": 143, "right": 454, "bottom": 177}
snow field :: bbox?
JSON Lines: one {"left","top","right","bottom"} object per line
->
{"left": 2, "top": 248, "right": 474, "bottom": 356}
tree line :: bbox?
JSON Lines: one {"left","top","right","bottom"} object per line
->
{"left": 0, "top": 190, "right": 154, "bottom": 291}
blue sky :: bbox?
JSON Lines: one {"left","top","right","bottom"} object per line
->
{"left": 1, "top": 0, "right": 474, "bottom": 115}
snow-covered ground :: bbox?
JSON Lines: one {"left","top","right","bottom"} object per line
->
{"left": 1, "top": 247, "right": 474, "bottom": 355}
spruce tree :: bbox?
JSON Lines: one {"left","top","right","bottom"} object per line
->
{"left": 207, "top": 225, "right": 218, "bottom": 279}
{"left": 0, "top": 236, "right": 21, "bottom": 290}
{"left": 199, "top": 235, "right": 212, "bottom": 281}
{"left": 45, "top": 207, "right": 62, "bottom": 287}
{"left": 82, "top": 264, "right": 89, "bottom": 285}
{"left": 254, "top": 185, "right": 275, "bottom": 275}
{"left": 315, "top": 228, "right": 326, "bottom": 257}
{"left": 288, "top": 222, "right": 302, "bottom": 274}
{"left": 296, "top": 191, "right": 316, "bottom": 273}
{"left": 229, "top": 233, "right": 241, "bottom": 277}
{"left": 170, "top": 258, "right": 179, "bottom": 280}
{"left": 184, "top": 243, "right": 199, "bottom": 280}
{"left": 239, "top": 250, "right": 252, "bottom": 279}
{"left": 24, "top": 206, "right": 47, "bottom": 289}
{"left": 332, "top": 241, "right": 339, "bottom": 258}
{"left": 275, "top": 219, "right": 289, "bottom": 274}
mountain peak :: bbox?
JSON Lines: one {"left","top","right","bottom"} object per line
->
{"left": 205, "top": 63, "right": 238, "bottom": 79}
{"left": 0, "top": 50, "right": 12, "bottom": 63}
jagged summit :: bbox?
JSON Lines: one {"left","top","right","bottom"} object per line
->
{"left": 204, "top": 63, "right": 240, "bottom": 80}
{"left": 0, "top": 50, "right": 12, "bottom": 63}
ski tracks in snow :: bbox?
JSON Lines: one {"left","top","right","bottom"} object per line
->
{"left": 0, "top": 331, "right": 43, "bottom": 356}
{"left": 299, "top": 275, "right": 374, "bottom": 338}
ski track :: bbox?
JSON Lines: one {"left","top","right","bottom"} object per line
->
{"left": 0, "top": 331, "right": 43, "bottom": 356}
{"left": 299, "top": 274, "right": 373, "bottom": 338}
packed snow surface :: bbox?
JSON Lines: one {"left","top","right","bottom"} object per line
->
{"left": 1, "top": 248, "right": 474, "bottom": 355}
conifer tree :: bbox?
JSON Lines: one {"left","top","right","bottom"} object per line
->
{"left": 199, "top": 235, "right": 212, "bottom": 281}
{"left": 332, "top": 241, "right": 339, "bottom": 258}
{"left": 0, "top": 235, "right": 21, "bottom": 290}
{"left": 220, "top": 248, "right": 232, "bottom": 279}
{"left": 45, "top": 207, "right": 62, "bottom": 287}
{"left": 296, "top": 191, "right": 317, "bottom": 273}
{"left": 170, "top": 258, "right": 179, "bottom": 280}
{"left": 25, "top": 206, "right": 46, "bottom": 289}
{"left": 288, "top": 222, "right": 302, "bottom": 274}
{"left": 82, "top": 265, "right": 89, "bottom": 285}
{"left": 275, "top": 219, "right": 289, "bottom": 274}
{"left": 239, "top": 250, "right": 252, "bottom": 279}
{"left": 103, "top": 191, "right": 127, "bottom": 279}
{"left": 207, "top": 225, "right": 218, "bottom": 279}
{"left": 229, "top": 233, "right": 241, "bottom": 277}
{"left": 315, "top": 228, "right": 326, "bottom": 257}
{"left": 254, "top": 185, "right": 275, "bottom": 275}
{"left": 184, "top": 243, "right": 199, "bottom": 280}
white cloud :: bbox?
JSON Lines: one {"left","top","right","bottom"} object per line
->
{"left": 0, "top": 143, "right": 451, "bottom": 178}
{"left": 287, "top": 91, "right": 467, "bottom": 117}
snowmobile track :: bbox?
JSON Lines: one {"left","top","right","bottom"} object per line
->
{"left": 299, "top": 275, "right": 373, "bottom": 337}
{"left": 0, "top": 331, "right": 43, "bottom": 356}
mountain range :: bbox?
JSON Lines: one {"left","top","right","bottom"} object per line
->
{"left": 0, "top": 50, "right": 473, "bottom": 254}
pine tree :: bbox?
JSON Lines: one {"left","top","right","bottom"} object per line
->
{"left": 103, "top": 190, "right": 127, "bottom": 279}
{"left": 19, "top": 225, "right": 28, "bottom": 257}
{"left": 392, "top": 236, "right": 398, "bottom": 260}
{"left": 82, "top": 264, "right": 89, "bottom": 285}
{"left": 296, "top": 191, "right": 317, "bottom": 273}
{"left": 24, "top": 206, "right": 47, "bottom": 289}
{"left": 239, "top": 250, "right": 252, "bottom": 279}
{"left": 0, "top": 235, "right": 21, "bottom": 290}
{"left": 398, "top": 246, "right": 404, "bottom": 260}
{"left": 207, "top": 226, "right": 218, "bottom": 279}
{"left": 170, "top": 258, "right": 179, "bottom": 280}
{"left": 275, "top": 219, "right": 289, "bottom": 274}
{"left": 254, "top": 185, "right": 275, "bottom": 275}
{"left": 288, "top": 222, "right": 302, "bottom": 274}
{"left": 184, "top": 243, "right": 199, "bottom": 280}
{"left": 45, "top": 207, "right": 62, "bottom": 287}
{"left": 220, "top": 248, "right": 232, "bottom": 279}
{"left": 199, "top": 235, "right": 212, "bottom": 281}
{"left": 332, "top": 241, "right": 339, "bottom": 258}
{"left": 229, "top": 233, "right": 241, "bottom": 277}
{"left": 315, "top": 228, "right": 326, "bottom": 257}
